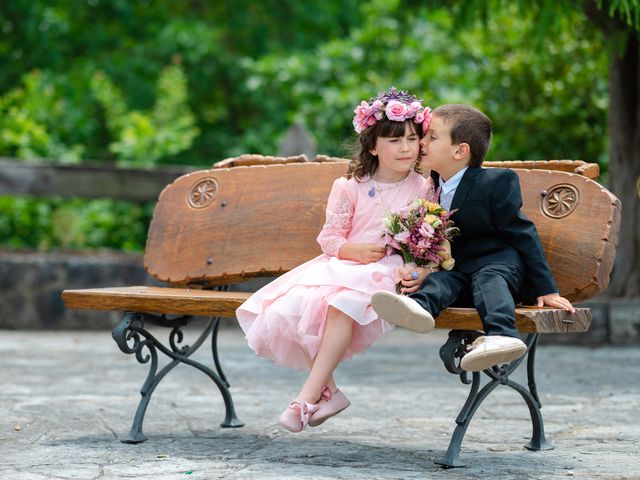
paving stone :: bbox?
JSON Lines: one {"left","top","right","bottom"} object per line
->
{"left": 0, "top": 329, "right": 639, "bottom": 479}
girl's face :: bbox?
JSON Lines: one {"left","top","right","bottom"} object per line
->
{"left": 369, "top": 123, "right": 420, "bottom": 179}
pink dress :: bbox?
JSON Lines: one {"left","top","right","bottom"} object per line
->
{"left": 236, "top": 171, "right": 435, "bottom": 371}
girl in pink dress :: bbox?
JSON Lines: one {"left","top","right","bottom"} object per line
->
{"left": 236, "top": 87, "right": 436, "bottom": 432}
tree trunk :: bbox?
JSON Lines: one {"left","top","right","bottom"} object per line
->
{"left": 606, "top": 33, "right": 640, "bottom": 297}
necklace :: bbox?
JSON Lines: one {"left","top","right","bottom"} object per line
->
{"left": 367, "top": 173, "right": 412, "bottom": 212}
{"left": 367, "top": 173, "right": 411, "bottom": 198}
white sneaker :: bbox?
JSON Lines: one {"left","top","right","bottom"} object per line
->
{"left": 371, "top": 291, "right": 435, "bottom": 333}
{"left": 460, "top": 335, "right": 527, "bottom": 372}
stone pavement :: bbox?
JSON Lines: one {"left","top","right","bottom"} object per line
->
{"left": 1, "top": 327, "right": 638, "bottom": 480}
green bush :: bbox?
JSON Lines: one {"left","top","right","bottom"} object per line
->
{"left": 91, "top": 63, "right": 199, "bottom": 167}
{"left": 0, "top": 70, "right": 86, "bottom": 163}
{"left": 0, "top": 1, "right": 611, "bottom": 251}
{"left": 0, "top": 196, "right": 152, "bottom": 251}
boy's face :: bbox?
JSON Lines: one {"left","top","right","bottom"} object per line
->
{"left": 419, "top": 115, "right": 457, "bottom": 175}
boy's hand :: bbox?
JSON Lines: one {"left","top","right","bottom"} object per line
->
{"left": 399, "top": 266, "right": 435, "bottom": 293}
{"left": 339, "top": 243, "right": 386, "bottom": 264}
{"left": 536, "top": 293, "right": 576, "bottom": 313}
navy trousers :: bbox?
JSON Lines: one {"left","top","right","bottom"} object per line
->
{"left": 409, "top": 263, "right": 525, "bottom": 338}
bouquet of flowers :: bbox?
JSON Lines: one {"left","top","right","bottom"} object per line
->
{"left": 382, "top": 199, "right": 459, "bottom": 274}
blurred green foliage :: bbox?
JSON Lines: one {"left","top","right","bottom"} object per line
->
{"left": 91, "top": 63, "right": 199, "bottom": 167}
{"left": 0, "top": 196, "right": 152, "bottom": 250}
{"left": 0, "top": 0, "right": 611, "bottom": 250}
{"left": 0, "top": 0, "right": 608, "bottom": 165}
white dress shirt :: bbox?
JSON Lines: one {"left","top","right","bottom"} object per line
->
{"left": 438, "top": 167, "right": 468, "bottom": 211}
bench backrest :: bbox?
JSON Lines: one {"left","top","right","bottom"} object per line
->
{"left": 144, "top": 162, "right": 620, "bottom": 302}
{"left": 215, "top": 154, "right": 600, "bottom": 178}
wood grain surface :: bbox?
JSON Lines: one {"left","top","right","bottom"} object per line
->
{"left": 62, "top": 286, "right": 251, "bottom": 317}
{"left": 62, "top": 160, "right": 620, "bottom": 333}
{"left": 143, "top": 163, "right": 620, "bottom": 303}
{"left": 62, "top": 287, "right": 590, "bottom": 333}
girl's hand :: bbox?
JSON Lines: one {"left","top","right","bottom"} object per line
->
{"left": 339, "top": 243, "right": 386, "bottom": 264}
{"left": 399, "top": 266, "right": 436, "bottom": 293}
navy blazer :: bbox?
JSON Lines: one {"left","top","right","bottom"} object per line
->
{"left": 433, "top": 167, "right": 558, "bottom": 299}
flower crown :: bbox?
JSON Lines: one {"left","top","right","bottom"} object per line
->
{"left": 353, "top": 87, "right": 432, "bottom": 134}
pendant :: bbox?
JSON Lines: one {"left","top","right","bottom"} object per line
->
{"left": 368, "top": 186, "right": 376, "bottom": 197}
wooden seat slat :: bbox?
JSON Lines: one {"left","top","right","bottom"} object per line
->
{"left": 62, "top": 287, "right": 251, "bottom": 318}
{"left": 436, "top": 307, "right": 591, "bottom": 333}
{"left": 62, "top": 287, "right": 591, "bottom": 333}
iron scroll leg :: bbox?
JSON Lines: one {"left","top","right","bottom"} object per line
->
{"left": 480, "top": 335, "right": 552, "bottom": 451}
{"left": 122, "top": 356, "right": 180, "bottom": 444}
{"left": 112, "top": 311, "right": 243, "bottom": 444}
{"left": 211, "top": 316, "right": 229, "bottom": 387}
{"left": 523, "top": 334, "right": 553, "bottom": 451}
{"left": 434, "top": 371, "right": 500, "bottom": 468}
{"left": 434, "top": 331, "right": 552, "bottom": 468}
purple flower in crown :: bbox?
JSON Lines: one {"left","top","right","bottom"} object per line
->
{"left": 353, "top": 86, "right": 433, "bottom": 134}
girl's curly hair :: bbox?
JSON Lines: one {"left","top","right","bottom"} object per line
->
{"left": 348, "top": 118, "right": 424, "bottom": 180}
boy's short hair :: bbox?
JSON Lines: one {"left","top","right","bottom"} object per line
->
{"left": 432, "top": 104, "right": 492, "bottom": 168}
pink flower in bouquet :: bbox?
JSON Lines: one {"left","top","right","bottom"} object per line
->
{"left": 393, "top": 230, "right": 411, "bottom": 244}
{"left": 390, "top": 230, "right": 411, "bottom": 250}
{"left": 382, "top": 197, "right": 459, "bottom": 271}
{"left": 419, "top": 222, "right": 435, "bottom": 238}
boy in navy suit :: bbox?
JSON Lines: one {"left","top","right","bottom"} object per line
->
{"left": 372, "top": 104, "right": 575, "bottom": 371}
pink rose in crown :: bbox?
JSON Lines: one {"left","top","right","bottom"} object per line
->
{"left": 421, "top": 107, "right": 433, "bottom": 133}
{"left": 409, "top": 101, "right": 422, "bottom": 114}
{"left": 351, "top": 88, "right": 433, "bottom": 133}
{"left": 353, "top": 101, "right": 382, "bottom": 133}
{"left": 385, "top": 100, "right": 409, "bottom": 121}
{"left": 354, "top": 101, "right": 369, "bottom": 115}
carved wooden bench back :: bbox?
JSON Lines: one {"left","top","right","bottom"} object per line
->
{"left": 144, "top": 162, "right": 620, "bottom": 302}
{"left": 216, "top": 154, "right": 600, "bottom": 178}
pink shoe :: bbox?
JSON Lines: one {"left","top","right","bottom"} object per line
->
{"left": 279, "top": 399, "right": 318, "bottom": 433}
{"left": 308, "top": 386, "right": 351, "bottom": 427}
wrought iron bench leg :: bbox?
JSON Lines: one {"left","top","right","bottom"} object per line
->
{"left": 122, "top": 357, "right": 180, "bottom": 443}
{"left": 112, "top": 311, "right": 244, "bottom": 444}
{"left": 435, "top": 331, "right": 552, "bottom": 468}
{"left": 522, "top": 335, "right": 553, "bottom": 451}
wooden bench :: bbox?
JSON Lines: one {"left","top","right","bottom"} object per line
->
{"left": 62, "top": 158, "right": 621, "bottom": 467}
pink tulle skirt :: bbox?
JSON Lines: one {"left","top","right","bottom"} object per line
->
{"left": 236, "top": 254, "right": 402, "bottom": 371}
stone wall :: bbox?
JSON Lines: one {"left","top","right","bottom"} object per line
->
{"left": 0, "top": 250, "right": 154, "bottom": 329}
{"left": 0, "top": 250, "right": 271, "bottom": 330}
{"left": 0, "top": 250, "right": 638, "bottom": 344}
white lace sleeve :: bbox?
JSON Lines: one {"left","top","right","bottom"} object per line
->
{"left": 316, "top": 177, "right": 355, "bottom": 257}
